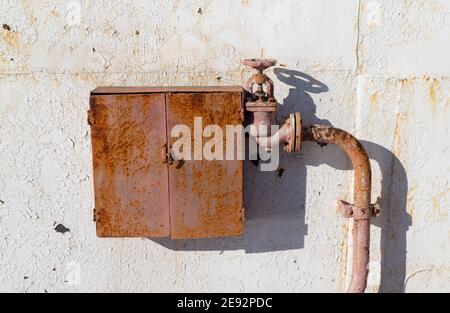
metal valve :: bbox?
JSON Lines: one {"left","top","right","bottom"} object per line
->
{"left": 242, "top": 58, "right": 278, "bottom": 113}
{"left": 242, "top": 58, "right": 302, "bottom": 153}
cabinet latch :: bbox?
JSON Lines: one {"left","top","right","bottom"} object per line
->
{"left": 93, "top": 208, "right": 100, "bottom": 222}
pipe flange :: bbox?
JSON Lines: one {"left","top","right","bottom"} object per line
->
{"left": 294, "top": 112, "right": 302, "bottom": 152}
{"left": 283, "top": 113, "right": 303, "bottom": 153}
{"left": 283, "top": 114, "right": 296, "bottom": 153}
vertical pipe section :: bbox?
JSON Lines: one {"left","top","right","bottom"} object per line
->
{"left": 303, "top": 125, "right": 372, "bottom": 293}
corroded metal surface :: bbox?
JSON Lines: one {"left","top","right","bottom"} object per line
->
{"left": 337, "top": 200, "right": 380, "bottom": 220}
{"left": 302, "top": 125, "right": 373, "bottom": 293}
{"left": 91, "top": 86, "right": 244, "bottom": 95}
{"left": 167, "top": 92, "right": 244, "bottom": 239}
{"left": 242, "top": 58, "right": 277, "bottom": 113}
{"left": 90, "top": 88, "right": 244, "bottom": 239}
{"left": 90, "top": 94, "right": 170, "bottom": 237}
{"left": 294, "top": 113, "right": 302, "bottom": 152}
{"left": 302, "top": 125, "right": 372, "bottom": 209}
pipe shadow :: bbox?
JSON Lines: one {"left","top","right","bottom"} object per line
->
{"left": 362, "top": 140, "right": 411, "bottom": 293}
{"left": 151, "top": 69, "right": 410, "bottom": 292}
{"left": 274, "top": 68, "right": 330, "bottom": 125}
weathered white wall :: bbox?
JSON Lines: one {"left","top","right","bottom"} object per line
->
{"left": 0, "top": 0, "right": 449, "bottom": 292}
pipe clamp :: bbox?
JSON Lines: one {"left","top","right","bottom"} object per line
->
{"left": 337, "top": 200, "right": 380, "bottom": 220}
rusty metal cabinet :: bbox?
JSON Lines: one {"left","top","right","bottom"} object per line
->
{"left": 89, "top": 87, "right": 244, "bottom": 239}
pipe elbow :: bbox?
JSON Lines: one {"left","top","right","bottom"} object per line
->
{"left": 302, "top": 125, "right": 373, "bottom": 293}
{"left": 249, "top": 119, "right": 292, "bottom": 151}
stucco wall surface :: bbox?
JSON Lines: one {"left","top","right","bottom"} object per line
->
{"left": 0, "top": 0, "right": 449, "bottom": 292}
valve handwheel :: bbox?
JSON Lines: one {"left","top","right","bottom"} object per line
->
{"left": 241, "top": 58, "right": 277, "bottom": 72}
{"left": 241, "top": 58, "right": 277, "bottom": 100}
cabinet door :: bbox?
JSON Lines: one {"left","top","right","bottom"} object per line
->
{"left": 167, "top": 92, "right": 244, "bottom": 239}
{"left": 90, "top": 94, "right": 170, "bottom": 237}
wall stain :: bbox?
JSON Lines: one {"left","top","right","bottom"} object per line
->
{"left": 406, "top": 186, "right": 417, "bottom": 217}
{"left": 370, "top": 92, "right": 379, "bottom": 110}
{"left": 429, "top": 188, "right": 450, "bottom": 221}
{"left": 1, "top": 28, "right": 20, "bottom": 47}
{"left": 426, "top": 77, "right": 440, "bottom": 114}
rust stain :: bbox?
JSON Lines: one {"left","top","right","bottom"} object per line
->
{"left": 393, "top": 113, "right": 403, "bottom": 155}
{"left": 369, "top": 92, "right": 379, "bottom": 110}
{"left": 1, "top": 28, "right": 20, "bottom": 47}
{"left": 390, "top": 78, "right": 413, "bottom": 159}
{"left": 90, "top": 93, "right": 170, "bottom": 237}
{"left": 406, "top": 186, "right": 417, "bottom": 217}
{"left": 167, "top": 91, "right": 244, "bottom": 239}
{"left": 429, "top": 188, "right": 450, "bottom": 221}
{"left": 426, "top": 77, "right": 440, "bottom": 114}
{"left": 50, "top": 9, "right": 59, "bottom": 17}
{"left": 399, "top": 78, "right": 410, "bottom": 87}
{"left": 90, "top": 88, "right": 244, "bottom": 239}
{"left": 92, "top": 86, "right": 243, "bottom": 95}
{"left": 385, "top": 108, "right": 405, "bottom": 219}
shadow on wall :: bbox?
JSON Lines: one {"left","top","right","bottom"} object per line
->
{"left": 363, "top": 140, "right": 411, "bottom": 293}
{"left": 152, "top": 69, "right": 410, "bottom": 293}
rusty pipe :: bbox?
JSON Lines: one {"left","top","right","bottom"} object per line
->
{"left": 242, "top": 59, "right": 376, "bottom": 293}
{"left": 302, "top": 125, "right": 372, "bottom": 293}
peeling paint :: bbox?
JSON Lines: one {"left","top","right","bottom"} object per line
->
{"left": 54, "top": 223, "right": 70, "bottom": 234}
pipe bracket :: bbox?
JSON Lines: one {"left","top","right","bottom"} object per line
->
{"left": 337, "top": 200, "right": 380, "bottom": 220}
